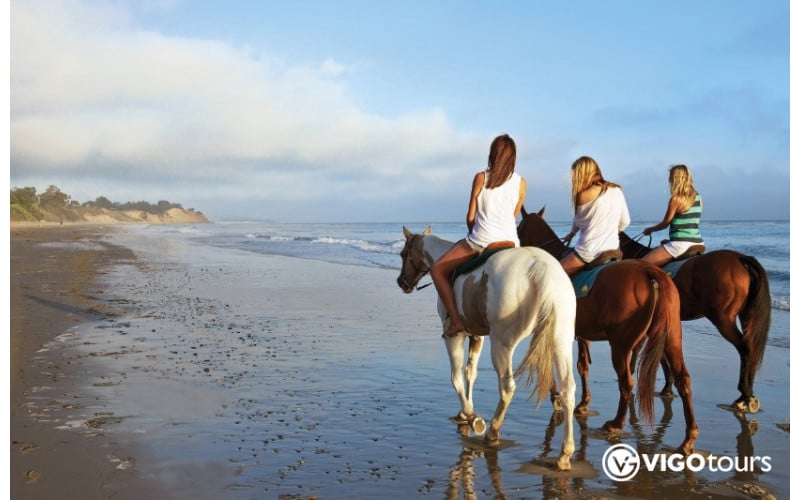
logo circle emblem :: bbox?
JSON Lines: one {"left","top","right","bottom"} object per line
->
{"left": 602, "top": 443, "right": 640, "bottom": 481}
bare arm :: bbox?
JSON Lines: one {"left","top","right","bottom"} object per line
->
{"left": 466, "top": 172, "right": 484, "bottom": 232}
{"left": 643, "top": 197, "right": 680, "bottom": 235}
{"left": 513, "top": 177, "right": 527, "bottom": 218}
{"left": 618, "top": 189, "right": 631, "bottom": 232}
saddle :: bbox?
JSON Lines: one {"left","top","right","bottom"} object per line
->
{"left": 568, "top": 249, "right": 622, "bottom": 298}
{"left": 583, "top": 249, "right": 623, "bottom": 270}
{"left": 452, "top": 240, "right": 516, "bottom": 281}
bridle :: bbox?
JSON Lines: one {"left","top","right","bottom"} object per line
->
{"left": 399, "top": 235, "right": 433, "bottom": 291}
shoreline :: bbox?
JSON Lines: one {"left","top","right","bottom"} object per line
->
{"left": 9, "top": 224, "right": 167, "bottom": 499}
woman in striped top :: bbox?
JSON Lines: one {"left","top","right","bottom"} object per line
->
{"left": 641, "top": 164, "right": 703, "bottom": 266}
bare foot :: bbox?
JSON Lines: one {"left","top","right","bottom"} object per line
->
{"left": 442, "top": 321, "right": 467, "bottom": 338}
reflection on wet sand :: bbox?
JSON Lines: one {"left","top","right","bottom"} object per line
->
{"left": 445, "top": 396, "right": 776, "bottom": 499}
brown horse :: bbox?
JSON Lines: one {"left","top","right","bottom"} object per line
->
{"left": 516, "top": 207, "right": 699, "bottom": 454}
{"left": 618, "top": 231, "right": 771, "bottom": 413}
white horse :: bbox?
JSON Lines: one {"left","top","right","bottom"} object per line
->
{"left": 397, "top": 226, "right": 577, "bottom": 471}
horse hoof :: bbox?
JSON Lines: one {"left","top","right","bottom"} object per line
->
{"left": 601, "top": 421, "right": 623, "bottom": 434}
{"left": 470, "top": 416, "right": 487, "bottom": 435}
{"left": 551, "top": 395, "right": 563, "bottom": 412}
{"left": 556, "top": 456, "right": 571, "bottom": 471}
{"left": 575, "top": 404, "right": 591, "bottom": 416}
{"left": 449, "top": 412, "right": 470, "bottom": 425}
{"left": 747, "top": 397, "right": 760, "bottom": 413}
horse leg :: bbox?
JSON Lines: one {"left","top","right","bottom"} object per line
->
{"left": 445, "top": 336, "right": 475, "bottom": 423}
{"left": 485, "top": 342, "right": 516, "bottom": 446}
{"left": 554, "top": 343, "right": 576, "bottom": 471}
{"left": 464, "top": 335, "right": 485, "bottom": 409}
{"left": 575, "top": 338, "right": 592, "bottom": 415}
{"left": 602, "top": 345, "right": 634, "bottom": 433}
{"left": 663, "top": 335, "right": 699, "bottom": 455}
{"left": 709, "top": 315, "right": 756, "bottom": 411}
{"left": 659, "top": 358, "right": 674, "bottom": 397}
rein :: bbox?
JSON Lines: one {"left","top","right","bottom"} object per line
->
{"left": 619, "top": 232, "right": 652, "bottom": 258}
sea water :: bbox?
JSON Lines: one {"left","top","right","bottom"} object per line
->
{"left": 140, "top": 219, "right": 790, "bottom": 347}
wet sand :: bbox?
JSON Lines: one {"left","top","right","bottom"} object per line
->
{"left": 10, "top": 224, "right": 791, "bottom": 499}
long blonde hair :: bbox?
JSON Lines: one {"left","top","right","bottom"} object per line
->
{"left": 570, "top": 156, "right": 621, "bottom": 211}
{"left": 669, "top": 164, "right": 698, "bottom": 213}
{"left": 486, "top": 134, "right": 516, "bottom": 189}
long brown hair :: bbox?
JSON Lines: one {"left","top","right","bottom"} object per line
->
{"left": 668, "top": 164, "right": 698, "bottom": 213}
{"left": 486, "top": 134, "right": 516, "bottom": 189}
{"left": 570, "top": 156, "right": 621, "bottom": 211}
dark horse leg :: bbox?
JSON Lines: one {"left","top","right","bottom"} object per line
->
{"left": 575, "top": 339, "right": 592, "bottom": 415}
{"left": 662, "top": 331, "right": 699, "bottom": 455}
{"left": 602, "top": 343, "right": 635, "bottom": 432}
{"left": 550, "top": 339, "right": 592, "bottom": 413}
{"left": 707, "top": 313, "right": 757, "bottom": 412}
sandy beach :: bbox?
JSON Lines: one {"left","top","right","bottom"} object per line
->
{"left": 10, "top": 224, "right": 791, "bottom": 499}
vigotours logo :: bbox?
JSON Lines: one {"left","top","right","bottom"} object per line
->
{"left": 602, "top": 443, "right": 771, "bottom": 481}
{"left": 602, "top": 444, "right": 640, "bottom": 481}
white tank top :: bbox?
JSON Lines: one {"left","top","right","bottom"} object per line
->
{"left": 467, "top": 171, "right": 522, "bottom": 248}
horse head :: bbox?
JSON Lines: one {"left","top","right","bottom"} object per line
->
{"left": 397, "top": 226, "right": 432, "bottom": 293}
{"left": 517, "top": 206, "right": 567, "bottom": 259}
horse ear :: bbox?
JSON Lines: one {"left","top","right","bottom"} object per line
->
{"left": 403, "top": 226, "right": 412, "bottom": 239}
{"left": 537, "top": 205, "right": 546, "bottom": 217}
{"left": 423, "top": 226, "right": 431, "bottom": 236}
{"left": 521, "top": 205, "right": 528, "bottom": 217}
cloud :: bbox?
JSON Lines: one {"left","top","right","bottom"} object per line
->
{"left": 10, "top": 0, "right": 484, "bottom": 216}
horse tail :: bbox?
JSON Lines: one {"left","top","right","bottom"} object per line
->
{"left": 514, "top": 302, "right": 557, "bottom": 410}
{"left": 636, "top": 268, "right": 678, "bottom": 425}
{"left": 739, "top": 255, "right": 772, "bottom": 377}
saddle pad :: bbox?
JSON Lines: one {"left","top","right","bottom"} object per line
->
{"left": 572, "top": 263, "right": 613, "bottom": 298}
{"left": 453, "top": 246, "right": 514, "bottom": 280}
{"left": 662, "top": 259, "right": 688, "bottom": 278}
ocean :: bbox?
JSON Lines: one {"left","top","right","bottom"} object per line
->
{"left": 142, "top": 219, "right": 790, "bottom": 319}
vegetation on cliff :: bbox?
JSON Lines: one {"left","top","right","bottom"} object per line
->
{"left": 10, "top": 185, "right": 209, "bottom": 223}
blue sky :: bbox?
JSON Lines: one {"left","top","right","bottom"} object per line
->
{"left": 9, "top": 0, "right": 791, "bottom": 222}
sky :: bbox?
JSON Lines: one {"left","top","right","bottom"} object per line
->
{"left": 9, "top": 0, "right": 791, "bottom": 223}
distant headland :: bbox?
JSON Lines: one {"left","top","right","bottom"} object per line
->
{"left": 10, "top": 185, "right": 209, "bottom": 224}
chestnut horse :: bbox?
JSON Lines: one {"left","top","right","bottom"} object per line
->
{"left": 397, "top": 226, "right": 577, "bottom": 470}
{"left": 618, "top": 231, "right": 771, "bottom": 413}
{"left": 516, "top": 209, "right": 698, "bottom": 455}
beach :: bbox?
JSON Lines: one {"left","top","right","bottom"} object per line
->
{"left": 10, "top": 223, "right": 791, "bottom": 499}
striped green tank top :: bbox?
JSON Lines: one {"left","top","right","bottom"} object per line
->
{"left": 669, "top": 194, "right": 703, "bottom": 242}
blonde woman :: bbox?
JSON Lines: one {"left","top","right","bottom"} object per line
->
{"left": 561, "top": 156, "right": 631, "bottom": 276}
{"left": 640, "top": 164, "right": 703, "bottom": 266}
{"left": 430, "top": 134, "right": 527, "bottom": 338}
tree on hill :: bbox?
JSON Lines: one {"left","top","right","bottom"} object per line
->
{"left": 10, "top": 186, "right": 42, "bottom": 220}
{"left": 10, "top": 185, "right": 201, "bottom": 222}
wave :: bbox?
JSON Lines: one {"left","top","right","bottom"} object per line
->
{"left": 312, "top": 236, "right": 403, "bottom": 255}
{"left": 243, "top": 233, "right": 298, "bottom": 242}
{"left": 771, "top": 295, "right": 789, "bottom": 311}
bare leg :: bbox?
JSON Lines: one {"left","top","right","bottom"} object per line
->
{"left": 560, "top": 251, "right": 585, "bottom": 277}
{"left": 641, "top": 246, "right": 673, "bottom": 267}
{"left": 431, "top": 240, "right": 477, "bottom": 337}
